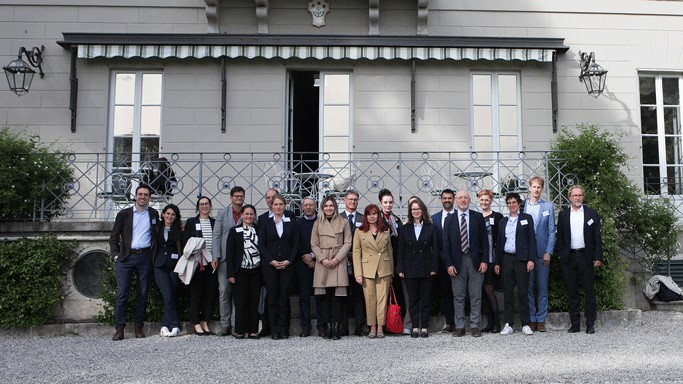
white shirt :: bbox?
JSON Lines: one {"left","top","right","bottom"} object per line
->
{"left": 414, "top": 222, "right": 423, "bottom": 239}
{"left": 570, "top": 206, "right": 585, "bottom": 249}
{"left": 131, "top": 207, "right": 152, "bottom": 249}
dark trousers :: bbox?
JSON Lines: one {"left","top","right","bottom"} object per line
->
{"left": 502, "top": 253, "right": 530, "bottom": 326}
{"left": 115, "top": 251, "right": 153, "bottom": 329}
{"left": 262, "top": 264, "right": 294, "bottom": 335}
{"left": 320, "top": 288, "right": 344, "bottom": 324}
{"left": 189, "top": 264, "right": 218, "bottom": 324}
{"left": 562, "top": 251, "right": 597, "bottom": 327}
{"left": 233, "top": 267, "right": 262, "bottom": 335}
{"left": 295, "top": 260, "right": 326, "bottom": 328}
{"left": 405, "top": 277, "right": 433, "bottom": 329}
{"left": 347, "top": 272, "right": 367, "bottom": 328}
{"left": 153, "top": 263, "right": 180, "bottom": 329}
{"left": 436, "top": 260, "right": 454, "bottom": 326}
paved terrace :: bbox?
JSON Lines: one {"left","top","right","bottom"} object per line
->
{"left": 1, "top": 310, "right": 681, "bottom": 383}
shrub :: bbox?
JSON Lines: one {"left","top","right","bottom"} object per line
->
{"left": 0, "top": 237, "right": 76, "bottom": 328}
{"left": 0, "top": 128, "right": 73, "bottom": 221}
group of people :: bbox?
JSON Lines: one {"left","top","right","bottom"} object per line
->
{"left": 109, "top": 176, "right": 602, "bottom": 341}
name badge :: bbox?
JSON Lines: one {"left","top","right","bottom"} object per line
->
{"left": 489, "top": 218, "right": 495, "bottom": 225}
{"left": 152, "top": 218, "right": 157, "bottom": 224}
{"left": 283, "top": 217, "right": 291, "bottom": 222}
{"left": 195, "top": 223, "right": 202, "bottom": 231}
{"left": 171, "top": 253, "right": 179, "bottom": 260}
{"left": 356, "top": 221, "right": 362, "bottom": 227}
{"left": 235, "top": 227, "right": 244, "bottom": 233}
{"left": 587, "top": 219, "right": 594, "bottom": 226}
{"left": 520, "top": 220, "right": 528, "bottom": 225}
{"left": 543, "top": 211, "right": 550, "bottom": 217}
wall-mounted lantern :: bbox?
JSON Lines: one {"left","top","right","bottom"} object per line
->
{"left": 3, "top": 45, "right": 45, "bottom": 96}
{"left": 579, "top": 51, "right": 607, "bottom": 98}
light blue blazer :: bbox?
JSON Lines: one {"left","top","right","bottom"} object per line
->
{"left": 524, "top": 199, "right": 556, "bottom": 258}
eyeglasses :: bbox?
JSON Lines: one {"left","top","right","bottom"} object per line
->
{"left": 232, "top": 194, "right": 245, "bottom": 199}
{"left": 411, "top": 208, "right": 422, "bottom": 211}
{"left": 199, "top": 202, "right": 211, "bottom": 206}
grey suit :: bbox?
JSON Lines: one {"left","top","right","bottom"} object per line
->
{"left": 212, "top": 205, "right": 242, "bottom": 329}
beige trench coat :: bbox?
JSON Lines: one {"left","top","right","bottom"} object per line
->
{"left": 311, "top": 217, "right": 352, "bottom": 294}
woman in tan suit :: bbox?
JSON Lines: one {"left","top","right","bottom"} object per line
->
{"left": 352, "top": 204, "right": 394, "bottom": 338}
{"left": 312, "top": 196, "right": 352, "bottom": 340}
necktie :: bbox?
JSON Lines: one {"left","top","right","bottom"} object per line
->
{"left": 348, "top": 213, "right": 354, "bottom": 229}
{"left": 460, "top": 213, "right": 469, "bottom": 254}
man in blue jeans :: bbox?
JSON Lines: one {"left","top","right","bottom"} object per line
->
{"left": 295, "top": 196, "right": 327, "bottom": 337}
{"left": 524, "top": 177, "right": 556, "bottom": 332}
{"left": 109, "top": 184, "right": 158, "bottom": 340}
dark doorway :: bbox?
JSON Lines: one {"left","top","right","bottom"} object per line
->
{"left": 290, "top": 71, "right": 319, "bottom": 173}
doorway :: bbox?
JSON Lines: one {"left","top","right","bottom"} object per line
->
{"left": 288, "top": 71, "right": 320, "bottom": 174}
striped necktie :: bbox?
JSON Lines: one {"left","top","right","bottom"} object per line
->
{"left": 460, "top": 213, "right": 469, "bottom": 254}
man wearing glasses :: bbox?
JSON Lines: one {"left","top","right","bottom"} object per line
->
{"left": 212, "top": 186, "right": 246, "bottom": 336}
{"left": 556, "top": 185, "right": 602, "bottom": 334}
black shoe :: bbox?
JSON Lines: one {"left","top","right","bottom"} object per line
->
{"left": 481, "top": 324, "right": 494, "bottom": 333}
{"left": 339, "top": 326, "right": 349, "bottom": 336}
{"left": 354, "top": 327, "right": 364, "bottom": 337}
{"left": 568, "top": 325, "right": 580, "bottom": 333}
{"left": 233, "top": 333, "right": 245, "bottom": 339}
{"left": 410, "top": 329, "right": 419, "bottom": 338}
{"left": 112, "top": 328, "right": 124, "bottom": 341}
{"left": 248, "top": 334, "right": 260, "bottom": 340}
{"left": 586, "top": 326, "right": 595, "bottom": 334}
{"left": 258, "top": 328, "right": 271, "bottom": 337}
{"left": 271, "top": 333, "right": 280, "bottom": 340}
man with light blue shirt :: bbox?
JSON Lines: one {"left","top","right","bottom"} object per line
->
{"left": 109, "top": 184, "right": 159, "bottom": 340}
{"left": 524, "top": 176, "right": 556, "bottom": 332}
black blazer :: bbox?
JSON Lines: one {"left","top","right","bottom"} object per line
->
{"left": 153, "top": 222, "right": 182, "bottom": 268}
{"left": 109, "top": 205, "right": 159, "bottom": 262}
{"left": 397, "top": 222, "right": 440, "bottom": 278}
{"left": 225, "top": 224, "right": 259, "bottom": 279}
{"left": 382, "top": 211, "right": 403, "bottom": 264}
{"left": 556, "top": 205, "right": 603, "bottom": 263}
{"left": 484, "top": 211, "right": 505, "bottom": 263}
{"left": 182, "top": 215, "right": 216, "bottom": 248}
{"left": 257, "top": 216, "right": 300, "bottom": 265}
{"left": 495, "top": 213, "right": 537, "bottom": 265}
{"left": 443, "top": 209, "right": 489, "bottom": 272}
{"left": 257, "top": 210, "right": 295, "bottom": 227}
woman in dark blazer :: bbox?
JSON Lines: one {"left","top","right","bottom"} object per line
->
{"left": 226, "top": 204, "right": 261, "bottom": 339}
{"left": 478, "top": 189, "right": 504, "bottom": 333}
{"left": 153, "top": 204, "right": 182, "bottom": 337}
{"left": 257, "top": 194, "right": 299, "bottom": 340}
{"left": 397, "top": 198, "right": 439, "bottom": 338}
{"left": 379, "top": 188, "right": 408, "bottom": 332}
{"left": 182, "top": 196, "right": 218, "bottom": 336}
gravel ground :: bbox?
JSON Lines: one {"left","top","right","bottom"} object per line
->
{"left": 1, "top": 311, "right": 682, "bottom": 384}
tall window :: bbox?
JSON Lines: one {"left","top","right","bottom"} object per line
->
{"left": 110, "top": 71, "right": 163, "bottom": 170}
{"left": 320, "top": 72, "right": 351, "bottom": 173}
{"left": 640, "top": 75, "right": 682, "bottom": 195}
{"left": 471, "top": 73, "right": 521, "bottom": 185}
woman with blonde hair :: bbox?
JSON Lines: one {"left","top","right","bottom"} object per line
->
{"left": 312, "top": 196, "right": 352, "bottom": 340}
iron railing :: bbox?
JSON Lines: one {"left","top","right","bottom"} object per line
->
{"left": 11, "top": 150, "right": 593, "bottom": 222}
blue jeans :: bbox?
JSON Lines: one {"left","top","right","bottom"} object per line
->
{"left": 154, "top": 264, "right": 180, "bottom": 328}
{"left": 528, "top": 257, "right": 550, "bottom": 322}
{"left": 295, "top": 259, "right": 325, "bottom": 328}
{"left": 115, "top": 251, "right": 153, "bottom": 329}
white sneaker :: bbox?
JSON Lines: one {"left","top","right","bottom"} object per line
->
{"left": 169, "top": 327, "right": 180, "bottom": 337}
{"left": 522, "top": 325, "right": 534, "bottom": 335}
{"left": 500, "top": 323, "right": 514, "bottom": 335}
{"left": 160, "top": 326, "right": 171, "bottom": 337}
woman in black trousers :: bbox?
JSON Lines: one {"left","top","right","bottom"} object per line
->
{"left": 257, "top": 194, "right": 299, "bottom": 340}
{"left": 397, "top": 198, "right": 439, "bottom": 338}
{"left": 183, "top": 196, "right": 218, "bottom": 336}
{"left": 154, "top": 204, "right": 183, "bottom": 337}
{"left": 226, "top": 205, "right": 262, "bottom": 339}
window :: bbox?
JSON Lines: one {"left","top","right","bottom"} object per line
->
{"left": 109, "top": 71, "right": 163, "bottom": 170}
{"left": 640, "top": 75, "right": 682, "bottom": 195}
{"left": 320, "top": 72, "right": 352, "bottom": 172}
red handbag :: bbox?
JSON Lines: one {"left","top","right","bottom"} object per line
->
{"left": 385, "top": 284, "right": 403, "bottom": 334}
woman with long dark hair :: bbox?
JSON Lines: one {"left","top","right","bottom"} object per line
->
{"left": 154, "top": 204, "right": 182, "bottom": 337}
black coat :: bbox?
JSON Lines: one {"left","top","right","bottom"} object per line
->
{"left": 397, "top": 222, "right": 440, "bottom": 278}
{"left": 495, "top": 213, "right": 537, "bottom": 265}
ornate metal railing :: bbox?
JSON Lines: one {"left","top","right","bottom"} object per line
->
{"left": 15, "top": 151, "right": 587, "bottom": 222}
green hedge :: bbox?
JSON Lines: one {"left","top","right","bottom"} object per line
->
{"left": 0, "top": 237, "right": 76, "bottom": 328}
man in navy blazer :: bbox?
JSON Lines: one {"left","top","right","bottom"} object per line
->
{"left": 494, "top": 193, "right": 536, "bottom": 336}
{"left": 443, "top": 190, "right": 489, "bottom": 337}
{"left": 556, "top": 185, "right": 602, "bottom": 334}
{"left": 523, "top": 177, "right": 556, "bottom": 332}
{"left": 109, "top": 184, "right": 159, "bottom": 340}
{"left": 431, "top": 188, "right": 456, "bottom": 333}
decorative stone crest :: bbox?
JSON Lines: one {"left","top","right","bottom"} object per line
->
{"left": 308, "top": 0, "right": 329, "bottom": 28}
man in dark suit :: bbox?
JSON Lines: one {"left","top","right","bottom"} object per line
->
{"left": 109, "top": 184, "right": 158, "bottom": 340}
{"left": 556, "top": 185, "right": 602, "bottom": 334}
{"left": 494, "top": 192, "right": 537, "bottom": 336}
{"left": 339, "top": 189, "right": 367, "bottom": 336}
{"left": 430, "top": 188, "right": 456, "bottom": 333}
{"left": 443, "top": 190, "right": 489, "bottom": 337}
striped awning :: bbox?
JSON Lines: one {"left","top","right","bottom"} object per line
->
{"left": 77, "top": 45, "right": 555, "bottom": 62}
{"left": 60, "top": 34, "right": 569, "bottom": 63}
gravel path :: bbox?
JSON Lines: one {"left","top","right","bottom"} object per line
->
{"left": 1, "top": 311, "right": 682, "bottom": 384}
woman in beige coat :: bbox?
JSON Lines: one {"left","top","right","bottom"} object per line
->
{"left": 352, "top": 204, "right": 394, "bottom": 338}
{"left": 312, "top": 196, "right": 352, "bottom": 340}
